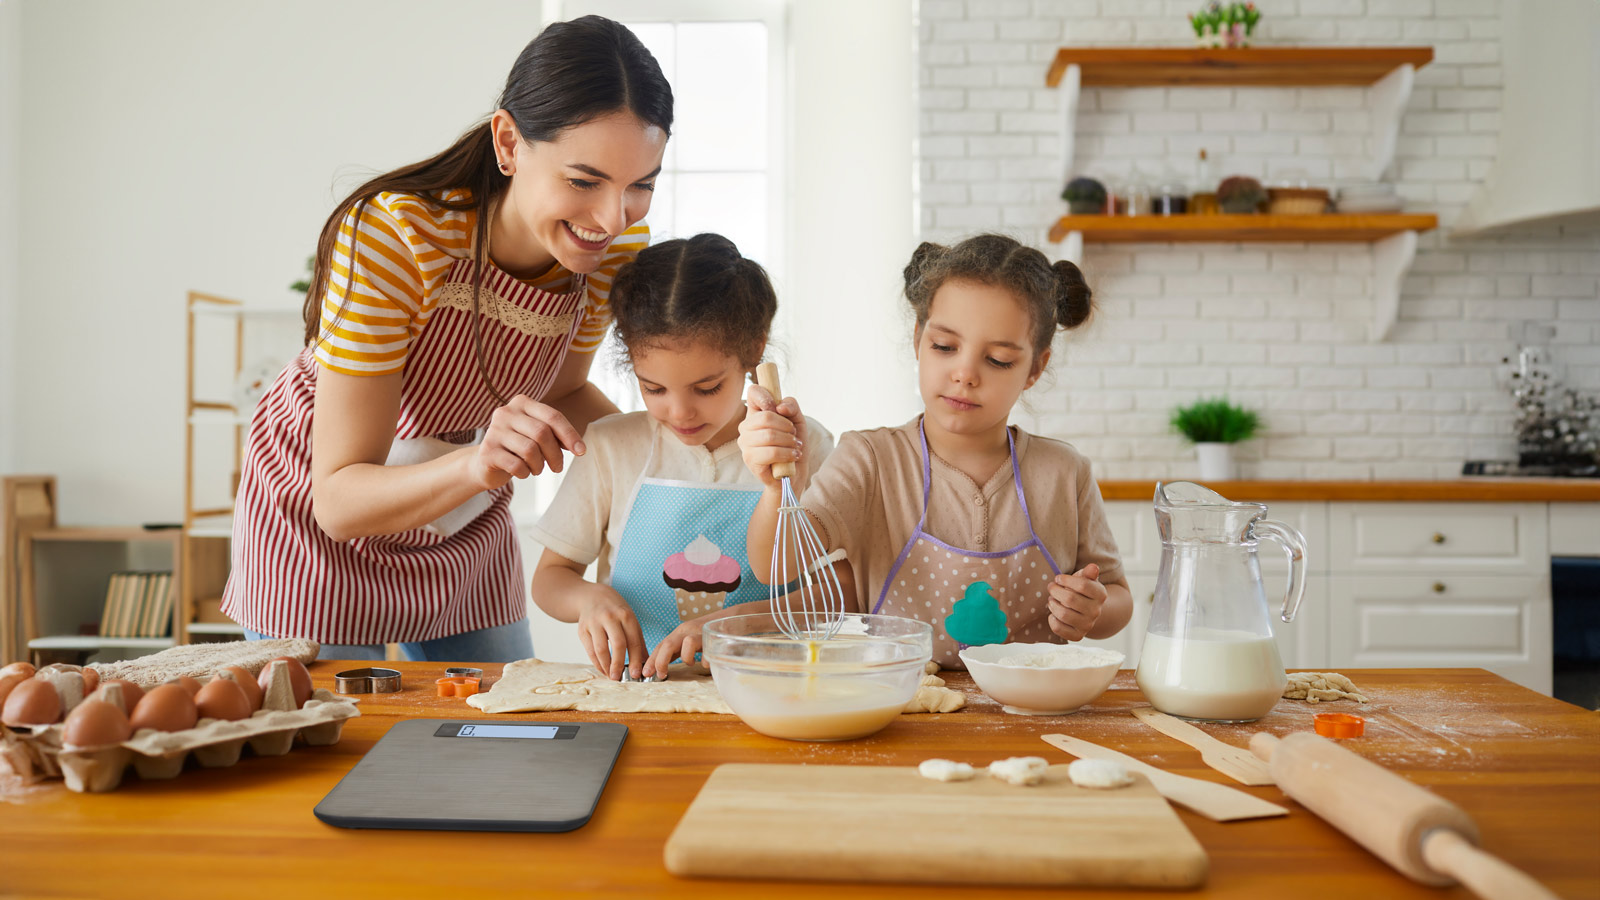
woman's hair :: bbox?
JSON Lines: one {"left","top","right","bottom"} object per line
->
{"left": 902, "top": 233, "right": 1093, "bottom": 364}
{"left": 609, "top": 233, "right": 777, "bottom": 368}
{"left": 301, "top": 16, "right": 672, "bottom": 401}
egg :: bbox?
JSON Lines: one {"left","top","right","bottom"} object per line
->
{"left": 62, "top": 698, "right": 133, "bottom": 747}
{"left": 80, "top": 667, "right": 100, "bottom": 694}
{"left": 2, "top": 678, "right": 62, "bottom": 727}
{"left": 168, "top": 675, "right": 203, "bottom": 696}
{"left": 258, "top": 657, "right": 313, "bottom": 708}
{"left": 194, "top": 676, "right": 251, "bottom": 721}
{"left": 0, "top": 662, "right": 35, "bottom": 679}
{"left": 218, "top": 666, "right": 263, "bottom": 711}
{"left": 128, "top": 683, "right": 199, "bottom": 733}
{"left": 98, "top": 679, "right": 145, "bottom": 713}
{"left": 0, "top": 669, "right": 33, "bottom": 710}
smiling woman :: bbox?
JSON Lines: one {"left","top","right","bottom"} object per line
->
{"left": 219, "top": 16, "right": 674, "bottom": 664}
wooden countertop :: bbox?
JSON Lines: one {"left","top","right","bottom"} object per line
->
{"left": 3, "top": 664, "right": 1596, "bottom": 900}
{"left": 1097, "top": 479, "right": 1600, "bottom": 502}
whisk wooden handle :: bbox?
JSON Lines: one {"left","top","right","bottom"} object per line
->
{"left": 754, "top": 363, "right": 796, "bottom": 480}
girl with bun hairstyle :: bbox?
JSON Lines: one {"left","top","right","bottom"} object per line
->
{"left": 740, "top": 233, "right": 1131, "bottom": 668}
{"left": 530, "top": 234, "right": 836, "bottom": 680}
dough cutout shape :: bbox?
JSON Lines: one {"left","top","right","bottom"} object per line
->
{"left": 1283, "top": 671, "right": 1368, "bottom": 704}
{"left": 918, "top": 758, "right": 976, "bottom": 782}
{"left": 468, "top": 659, "right": 966, "bottom": 716}
{"left": 1067, "top": 758, "right": 1134, "bottom": 789}
{"left": 988, "top": 756, "right": 1050, "bottom": 786}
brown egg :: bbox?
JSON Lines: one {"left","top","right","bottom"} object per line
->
{"left": 0, "top": 662, "right": 35, "bottom": 679}
{"left": 168, "top": 675, "right": 203, "bottom": 696}
{"left": 62, "top": 698, "right": 133, "bottom": 747}
{"left": 194, "top": 677, "right": 251, "bottom": 721}
{"left": 80, "top": 667, "right": 100, "bottom": 694}
{"left": 2, "top": 678, "right": 62, "bottom": 727}
{"left": 128, "top": 683, "right": 199, "bottom": 733}
{"left": 98, "top": 679, "right": 145, "bottom": 713}
{"left": 258, "top": 657, "right": 313, "bottom": 708}
{"left": 218, "top": 666, "right": 263, "bottom": 711}
{"left": 0, "top": 671, "right": 32, "bottom": 710}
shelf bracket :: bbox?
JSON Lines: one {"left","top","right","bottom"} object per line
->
{"left": 1367, "top": 63, "right": 1415, "bottom": 182}
{"left": 1371, "top": 229, "right": 1417, "bottom": 342}
{"left": 1056, "top": 63, "right": 1081, "bottom": 187}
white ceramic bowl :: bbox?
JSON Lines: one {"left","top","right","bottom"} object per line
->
{"left": 703, "top": 613, "right": 932, "bottom": 741}
{"left": 959, "top": 642, "right": 1125, "bottom": 715}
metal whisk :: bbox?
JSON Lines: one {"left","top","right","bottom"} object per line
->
{"left": 754, "top": 363, "right": 848, "bottom": 641}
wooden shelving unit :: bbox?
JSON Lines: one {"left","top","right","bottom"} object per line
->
{"left": 1044, "top": 45, "right": 1436, "bottom": 341}
{"left": 1045, "top": 46, "right": 1434, "bottom": 88}
{"left": 1046, "top": 213, "right": 1438, "bottom": 245}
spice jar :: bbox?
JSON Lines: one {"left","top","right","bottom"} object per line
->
{"left": 1155, "top": 183, "right": 1189, "bottom": 216}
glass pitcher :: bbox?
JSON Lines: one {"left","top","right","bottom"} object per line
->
{"left": 1135, "top": 482, "right": 1307, "bottom": 723}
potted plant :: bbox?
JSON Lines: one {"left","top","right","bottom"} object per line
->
{"left": 1171, "top": 397, "right": 1261, "bottom": 481}
{"left": 1061, "top": 177, "right": 1108, "bottom": 215}
{"left": 1217, "top": 175, "right": 1266, "bottom": 214}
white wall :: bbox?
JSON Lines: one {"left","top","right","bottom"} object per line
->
{"left": 11, "top": 0, "right": 549, "bottom": 525}
{"left": 1, "top": 0, "right": 20, "bottom": 476}
{"left": 918, "top": 0, "right": 1600, "bottom": 480}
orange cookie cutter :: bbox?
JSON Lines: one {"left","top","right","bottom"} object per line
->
{"left": 436, "top": 676, "right": 481, "bottom": 698}
{"left": 1314, "top": 712, "right": 1365, "bottom": 739}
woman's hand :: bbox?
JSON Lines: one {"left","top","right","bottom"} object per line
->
{"left": 737, "top": 384, "right": 809, "bottom": 492}
{"left": 642, "top": 615, "right": 715, "bottom": 679}
{"left": 576, "top": 586, "right": 647, "bottom": 681}
{"left": 1046, "top": 563, "right": 1106, "bottom": 642}
{"left": 469, "top": 395, "right": 586, "bottom": 491}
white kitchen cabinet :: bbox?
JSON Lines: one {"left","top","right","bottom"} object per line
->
{"left": 1329, "top": 503, "right": 1548, "bottom": 575}
{"left": 1326, "top": 574, "right": 1551, "bottom": 694}
{"left": 1549, "top": 503, "right": 1600, "bottom": 557}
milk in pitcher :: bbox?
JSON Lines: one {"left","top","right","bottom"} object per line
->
{"left": 1137, "top": 627, "right": 1286, "bottom": 722}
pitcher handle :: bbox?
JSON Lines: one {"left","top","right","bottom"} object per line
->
{"left": 1250, "top": 519, "right": 1307, "bottom": 623}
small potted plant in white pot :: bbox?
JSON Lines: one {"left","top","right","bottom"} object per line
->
{"left": 1171, "top": 397, "right": 1260, "bottom": 481}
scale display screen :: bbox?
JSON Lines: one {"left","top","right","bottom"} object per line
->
{"left": 455, "top": 724, "right": 559, "bottom": 739}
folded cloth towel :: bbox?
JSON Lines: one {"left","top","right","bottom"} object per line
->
{"left": 384, "top": 431, "right": 491, "bottom": 537}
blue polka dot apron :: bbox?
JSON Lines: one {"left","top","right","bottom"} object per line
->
{"left": 608, "top": 447, "right": 770, "bottom": 655}
{"left": 871, "top": 421, "right": 1063, "bottom": 669}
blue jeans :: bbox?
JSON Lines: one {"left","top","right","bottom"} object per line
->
{"left": 243, "top": 619, "right": 534, "bottom": 663}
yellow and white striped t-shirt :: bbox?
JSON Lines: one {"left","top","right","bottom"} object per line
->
{"left": 312, "top": 189, "right": 649, "bottom": 376}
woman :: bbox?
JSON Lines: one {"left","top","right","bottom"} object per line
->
{"left": 221, "top": 16, "right": 671, "bottom": 662}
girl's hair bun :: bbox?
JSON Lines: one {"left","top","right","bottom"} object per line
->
{"left": 1052, "top": 259, "right": 1092, "bottom": 329}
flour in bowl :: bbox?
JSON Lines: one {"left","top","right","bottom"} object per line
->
{"left": 996, "top": 646, "right": 1122, "bottom": 669}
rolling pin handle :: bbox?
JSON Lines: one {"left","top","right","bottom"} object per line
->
{"left": 1419, "top": 828, "right": 1560, "bottom": 900}
{"left": 1249, "top": 732, "right": 1280, "bottom": 762}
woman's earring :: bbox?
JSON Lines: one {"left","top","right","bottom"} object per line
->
{"left": 499, "top": 162, "right": 511, "bottom": 175}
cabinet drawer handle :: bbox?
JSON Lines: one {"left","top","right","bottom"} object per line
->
{"left": 1432, "top": 581, "right": 1446, "bottom": 594}
{"left": 1431, "top": 532, "right": 1446, "bottom": 544}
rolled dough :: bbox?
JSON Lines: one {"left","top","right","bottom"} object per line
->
{"left": 467, "top": 659, "right": 969, "bottom": 716}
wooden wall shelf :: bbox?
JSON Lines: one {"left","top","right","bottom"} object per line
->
{"left": 1045, "top": 46, "right": 1435, "bottom": 88}
{"left": 1046, "top": 213, "right": 1438, "bottom": 245}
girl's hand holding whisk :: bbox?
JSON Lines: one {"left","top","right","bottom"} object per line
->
{"left": 738, "top": 383, "right": 810, "bottom": 492}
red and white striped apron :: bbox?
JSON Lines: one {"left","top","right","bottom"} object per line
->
{"left": 221, "top": 259, "right": 586, "bottom": 644}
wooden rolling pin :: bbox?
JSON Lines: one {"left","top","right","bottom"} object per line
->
{"left": 1250, "top": 733, "right": 1558, "bottom": 900}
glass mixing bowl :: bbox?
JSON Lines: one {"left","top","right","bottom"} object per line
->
{"left": 701, "top": 614, "right": 932, "bottom": 741}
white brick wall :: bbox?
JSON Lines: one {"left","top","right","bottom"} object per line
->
{"left": 918, "top": 0, "right": 1600, "bottom": 480}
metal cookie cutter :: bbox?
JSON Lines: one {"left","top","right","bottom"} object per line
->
{"left": 620, "top": 669, "right": 667, "bottom": 683}
{"left": 334, "top": 667, "right": 404, "bottom": 694}
{"left": 444, "top": 667, "right": 483, "bottom": 682}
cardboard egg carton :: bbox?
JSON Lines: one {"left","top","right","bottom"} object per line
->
{"left": 1, "top": 661, "right": 360, "bottom": 793}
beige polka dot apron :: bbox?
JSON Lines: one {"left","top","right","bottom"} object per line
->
{"left": 871, "top": 421, "right": 1062, "bottom": 668}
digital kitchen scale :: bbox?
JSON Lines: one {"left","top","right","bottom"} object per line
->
{"left": 314, "top": 720, "right": 627, "bottom": 832}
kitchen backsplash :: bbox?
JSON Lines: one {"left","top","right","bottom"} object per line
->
{"left": 917, "top": 0, "right": 1600, "bottom": 480}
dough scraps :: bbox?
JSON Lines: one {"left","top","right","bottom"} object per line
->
{"left": 1283, "top": 672, "right": 1369, "bottom": 704}
{"left": 467, "top": 659, "right": 968, "bottom": 716}
{"left": 918, "top": 758, "right": 976, "bottom": 782}
{"left": 988, "top": 756, "right": 1050, "bottom": 786}
{"left": 1067, "top": 758, "right": 1134, "bottom": 789}
{"left": 907, "top": 674, "right": 966, "bottom": 713}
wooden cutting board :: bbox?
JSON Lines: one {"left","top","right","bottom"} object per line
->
{"left": 663, "top": 763, "right": 1208, "bottom": 888}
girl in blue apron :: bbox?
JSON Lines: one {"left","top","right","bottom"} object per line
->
{"left": 529, "top": 233, "right": 835, "bottom": 680}
{"left": 740, "top": 234, "right": 1134, "bottom": 669}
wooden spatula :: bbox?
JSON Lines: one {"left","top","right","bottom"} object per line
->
{"left": 1041, "top": 733, "right": 1287, "bottom": 822}
{"left": 1132, "top": 707, "right": 1275, "bottom": 786}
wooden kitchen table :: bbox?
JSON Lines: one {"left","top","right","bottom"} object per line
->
{"left": 3, "top": 664, "right": 1596, "bottom": 900}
